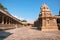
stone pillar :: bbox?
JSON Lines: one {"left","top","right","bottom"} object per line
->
{"left": 5, "top": 17, "right": 7, "bottom": 24}
{"left": 10, "top": 19, "right": 12, "bottom": 24}
{"left": 15, "top": 22, "right": 17, "bottom": 28}
{"left": 8, "top": 18, "right": 10, "bottom": 25}
{"left": 10, "top": 19, "right": 12, "bottom": 27}
{"left": 15, "top": 24, "right": 17, "bottom": 28}
{"left": 42, "top": 18, "right": 46, "bottom": 28}
{"left": 53, "top": 18, "right": 58, "bottom": 27}
{"left": 2, "top": 16, "right": 4, "bottom": 24}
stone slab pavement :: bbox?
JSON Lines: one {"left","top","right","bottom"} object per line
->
{"left": 0, "top": 27, "right": 60, "bottom": 40}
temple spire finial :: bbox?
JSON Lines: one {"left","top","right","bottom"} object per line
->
{"left": 41, "top": 3, "right": 48, "bottom": 9}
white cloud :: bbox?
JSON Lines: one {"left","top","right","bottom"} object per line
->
{"left": 12, "top": 14, "right": 25, "bottom": 20}
{"left": 12, "top": 14, "right": 34, "bottom": 22}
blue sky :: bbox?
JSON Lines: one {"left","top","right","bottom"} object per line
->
{"left": 0, "top": 0, "right": 60, "bottom": 22}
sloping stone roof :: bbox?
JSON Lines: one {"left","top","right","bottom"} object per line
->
{"left": 0, "top": 9, "right": 21, "bottom": 24}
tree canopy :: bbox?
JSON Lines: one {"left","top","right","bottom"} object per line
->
{"left": 21, "top": 20, "right": 27, "bottom": 22}
{"left": 0, "top": 3, "right": 7, "bottom": 10}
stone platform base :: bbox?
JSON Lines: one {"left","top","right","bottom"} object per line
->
{"left": 42, "top": 29, "right": 58, "bottom": 31}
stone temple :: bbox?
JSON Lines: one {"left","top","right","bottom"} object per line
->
{"left": 34, "top": 3, "right": 60, "bottom": 31}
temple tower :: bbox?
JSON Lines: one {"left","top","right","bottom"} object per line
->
{"left": 36, "top": 3, "right": 58, "bottom": 31}
{"left": 41, "top": 4, "right": 58, "bottom": 31}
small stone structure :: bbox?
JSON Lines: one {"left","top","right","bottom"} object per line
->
{"left": 34, "top": 3, "right": 60, "bottom": 31}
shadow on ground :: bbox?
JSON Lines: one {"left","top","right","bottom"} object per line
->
{"left": 31, "top": 27, "right": 41, "bottom": 31}
{"left": 0, "top": 30, "right": 12, "bottom": 40}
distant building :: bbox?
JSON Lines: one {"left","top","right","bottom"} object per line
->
{"left": 21, "top": 21, "right": 33, "bottom": 28}
{"left": 0, "top": 9, "right": 22, "bottom": 30}
{"left": 34, "top": 3, "right": 60, "bottom": 31}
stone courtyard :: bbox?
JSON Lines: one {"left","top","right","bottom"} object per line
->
{"left": 0, "top": 27, "right": 60, "bottom": 40}
{"left": 0, "top": 2, "right": 60, "bottom": 40}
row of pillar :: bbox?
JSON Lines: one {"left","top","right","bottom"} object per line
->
{"left": 0, "top": 14, "right": 22, "bottom": 28}
{"left": 1, "top": 16, "right": 16, "bottom": 25}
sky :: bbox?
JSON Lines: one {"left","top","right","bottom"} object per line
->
{"left": 0, "top": 0, "right": 60, "bottom": 22}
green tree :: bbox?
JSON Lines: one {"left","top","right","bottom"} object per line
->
{"left": 0, "top": 3, "right": 7, "bottom": 10}
{"left": 21, "top": 20, "right": 27, "bottom": 22}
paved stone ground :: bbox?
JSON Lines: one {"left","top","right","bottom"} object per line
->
{"left": 0, "top": 27, "right": 60, "bottom": 40}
